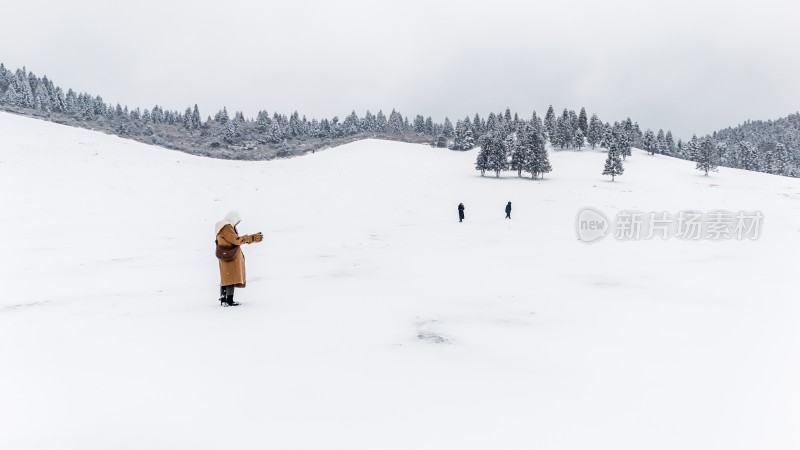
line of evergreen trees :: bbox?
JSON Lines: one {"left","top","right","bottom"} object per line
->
{"left": 649, "top": 131, "right": 796, "bottom": 177}
{"left": 625, "top": 116, "right": 798, "bottom": 177}
{"left": 0, "top": 63, "right": 650, "bottom": 167}
{"left": 3, "top": 62, "right": 795, "bottom": 178}
{"left": 471, "top": 106, "right": 643, "bottom": 181}
{"left": 0, "top": 63, "right": 447, "bottom": 158}
{"left": 700, "top": 114, "right": 800, "bottom": 177}
{"left": 473, "top": 110, "right": 551, "bottom": 178}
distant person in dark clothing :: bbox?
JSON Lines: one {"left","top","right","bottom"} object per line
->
{"left": 505, "top": 202, "right": 512, "bottom": 219}
{"left": 458, "top": 203, "right": 465, "bottom": 222}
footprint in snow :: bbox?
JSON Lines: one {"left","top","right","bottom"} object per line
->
{"left": 415, "top": 318, "right": 451, "bottom": 344}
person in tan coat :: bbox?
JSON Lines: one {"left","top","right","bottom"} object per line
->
{"left": 215, "top": 211, "right": 263, "bottom": 306}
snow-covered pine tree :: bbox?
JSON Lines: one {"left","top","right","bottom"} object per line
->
{"left": 628, "top": 121, "right": 640, "bottom": 147}
{"left": 574, "top": 129, "right": 584, "bottom": 151}
{"left": 475, "top": 132, "right": 507, "bottom": 177}
{"left": 443, "top": 117, "right": 454, "bottom": 138}
{"left": 33, "top": 81, "right": 51, "bottom": 111}
{"left": 604, "top": 122, "right": 617, "bottom": 150}
{"left": 624, "top": 118, "right": 637, "bottom": 149}
{"left": 151, "top": 105, "right": 163, "bottom": 124}
{"left": 488, "top": 133, "right": 509, "bottom": 177}
{"left": 224, "top": 121, "right": 238, "bottom": 144}
{"left": 79, "top": 94, "right": 95, "bottom": 120}
{"left": 656, "top": 129, "right": 667, "bottom": 154}
{"left": 330, "top": 116, "right": 343, "bottom": 137}
{"left": 602, "top": 127, "right": 626, "bottom": 180}
{"left": 308, "top": 119, "right": 321, "bottom": 138}
{"left": 256, "top": 110, "right": 271, "bottom": 132}
{"left": 413, "top": 115, "right": 425, "bottom": 133}
{"left": 600, "top": 123, "right": 613, "bottom": 150}
{"left": 268, "top": 122, "right": 284, "bottom": 143}
{"left": 544, "top": 105, "right": 556, "bottom": 142}
{"left": 17, "top": 69, "right": 34, "bottom": 108}
{"left": 737, "top": 141, "right": 759, "bottom": 171}
{"left": 513, "top": 124, "right": 533, "bottom": 177}
{"left": 715, "top": 142, "right": 729, "bottom": 167}
{"left": 486, "top": 112, "right": 498, "bottom": 134}
{"left": 531, "top": 111, "right": 543, "bottom": 130}
{"left": 602, "top": 143, "right": 624, "bottom": 181}
{"left": 342, "top": 110, "right": 360, "bottom": 135}
{"left": 564, "top": 109, "right": 575, "bottom": 148}
{"left": 525, "top": 126, "right": 551, "bottom": 179}
{"left": 289, "top": 111, "right": 300, "bottom": 136}
{"left": 665, "top": 130, "right": 675, "bottom": 155}
{"left": 68, "top": 92, "right": 81, "bottom": 117}
{"left": 578, "top": 107, "right": 588, "bottom": 134}
{"left": 183, "top": 107, "right": 193, "bottom": 130}
{"left": 425, "top": 117, "right": 434, "bottom": 135}
{"left": 569, "top": 110, "right": 579, "bottom": 134}
{"left": 619, "top": 121, "right": 632, "bottom": 159}
{"left": 587, "top": 114, "right": 602, "bottom": 149}
{"left": 463, "top": 127, "right": 475, "bottom": 150}
{"left": 552, "top": 113, "right": 562, "bottom": 148}
{"left": 104, "top": 103, "right": 116, "bottom": 120}
{"left": 27, "top": 71, "right": 39, "bottom": 99}
{"left": 497, "top": 111, "right": 509, "bottom": 137}
{"left": 388, "top": 110, "right": 404, "bottom": 134}
{"left": 555, "top": 109, "right": 574, "bottom": 149}
{"left": 508, "top": 133, "right": 527, "bottom": 177}
{"left": 31, "top": 81, "right": 43, "bottom": 110}
{"left": 3, "top": 72, "right": 28, "bottom": 107}
{"left": 52, "top": 86, "right": 65, "bottom": 112}
{"left": 0, "top": 63, "right": 10, "bottom": 92}
{"left": 451, "top": 120, "right": 464, "bottom": 150}
{"left": 320, "top": 118, "right": 331, "bottom": 136}
{"left": 358, "top": 110, "right": 370, "bottom": 133}
{"left": 685, "top": 135, "right": 700, "bottom": 161}
{"left": 451, "top": 117, "right": 475, "bottom": 151}
{"left": 216, "top": 107, "right": 229, "bottom": 124}
{"left": 696, "top": 139, "right": 718, "bottom": 175}
{"left": 192, "top": 104, "right": 202, "bottom": 129}
{"left": 472, "top": 114, "right": 482, "bottom": 138}
{"left": 475, "top": 135, "right": 492, "bottom": 176}
{"left": 643, "top": 129, "right": 657, "bottom": 155}
{"left": 773, "top": 143, "right": 793, "bottom": 176}
{"left": 376, "top": 110, "right": 387, "bottom": 132}
{"left": 759, "top": 143, "right": 776, "bottom": 174}
{"left": 232, "top": 112, "right": 246, "bottom": 138}
{"left": 93, "top": 96, "right": 107, "bottom": 117}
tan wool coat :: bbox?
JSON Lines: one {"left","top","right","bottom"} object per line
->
{"left": 216, "top": 224, "right": 255, "bottom": 288}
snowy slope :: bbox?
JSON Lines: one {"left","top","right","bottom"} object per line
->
{"left": 1, "top": 111, "right": 799, "bottom": 450}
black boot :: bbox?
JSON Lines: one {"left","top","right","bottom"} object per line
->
{"left": 226, "top": 295, "right": 240, "bottom": 307}
{"left": 219, "top": 287, "right": 227, "bottom": 306}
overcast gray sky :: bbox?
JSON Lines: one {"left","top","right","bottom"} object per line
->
{"left": 2, "top": 0, "right": 798, "bottom": 138}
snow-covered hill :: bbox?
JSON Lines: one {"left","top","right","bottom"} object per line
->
{"left": 1, "top": 111, "right": 799, "bottom": 450}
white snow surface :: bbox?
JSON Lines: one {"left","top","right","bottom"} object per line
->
{"left": 1, "top": 111, "right": 799, "bottom": 449}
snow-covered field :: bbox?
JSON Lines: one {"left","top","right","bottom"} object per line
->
{"left": 1, "top": 111, "right": 799, "bottom": 450}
